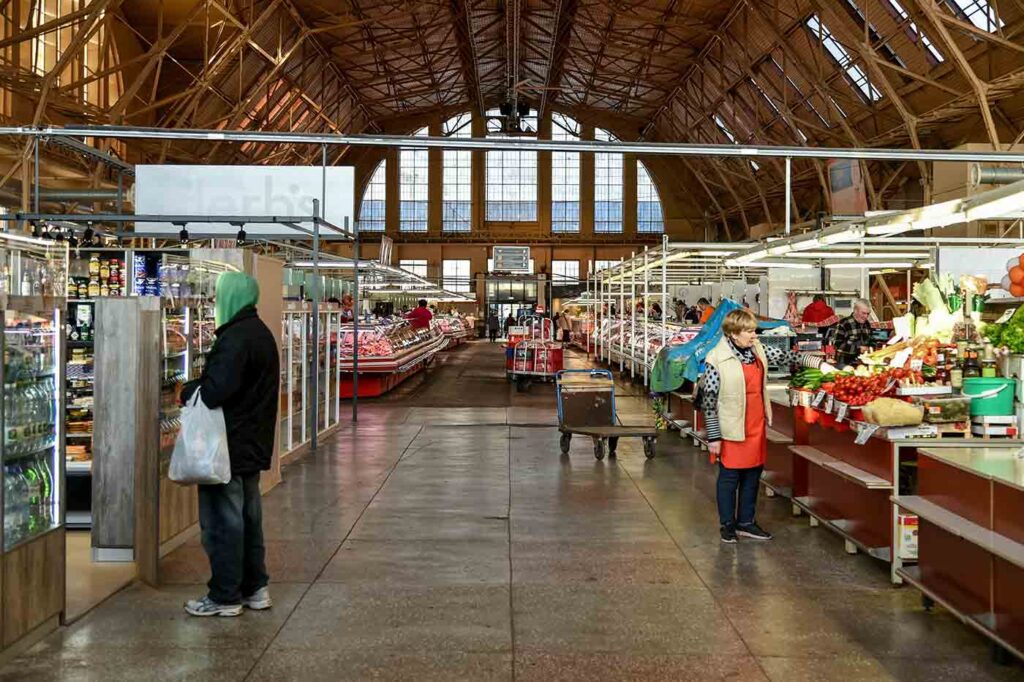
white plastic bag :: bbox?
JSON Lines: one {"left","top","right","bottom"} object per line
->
{"left": 169, "top": 389, "right": 231, "bottom": 485}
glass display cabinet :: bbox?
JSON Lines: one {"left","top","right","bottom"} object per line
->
{"left": 0, "top": 232, "right": 67, "bottom": 649}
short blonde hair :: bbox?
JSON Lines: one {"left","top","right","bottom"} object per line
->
{"left": 721, "top": 308, "right": 758, "bottom": 336}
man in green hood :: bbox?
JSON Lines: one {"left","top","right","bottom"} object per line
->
{"left": 181, "top": 271, "right": 280, "bottom": 617}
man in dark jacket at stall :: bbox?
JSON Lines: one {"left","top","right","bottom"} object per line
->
{"left": 182, "top": 272, "right": 279, "bottom": 617}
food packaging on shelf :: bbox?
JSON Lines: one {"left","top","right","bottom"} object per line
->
{"left": 914, "top": 395, "right": 971, "bottom": 423}
{"left": 898, "top": 514, "right": 919, "bottom": 560}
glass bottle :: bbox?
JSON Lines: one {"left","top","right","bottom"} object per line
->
{"left": 19, "top": 271, "right": 30, "bottom": 296}
{"left": 963, "top": 350, "right": 981, "bottom": 378}
{"left": 88, "top": 253, "right": 100, "bottom": 276}
{"left": 87, "top": 276, "right": 100, "bottom": 298}
{"left": 981, "top": 344, "right": 997, "bottom": 378}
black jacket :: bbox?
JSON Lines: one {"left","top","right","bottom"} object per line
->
{"left": 181, "top": 306, "right": 280, "bottom": 475}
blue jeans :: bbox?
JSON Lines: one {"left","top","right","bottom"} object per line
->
{"left": 198, "top": 472, "right": 268, "bottom": 604}
{"left": 716, "top": 463, "right": 763, "bottom": 528}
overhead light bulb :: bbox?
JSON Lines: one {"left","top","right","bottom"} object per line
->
{"left": 179, "top": 227, "right": 189, "bottom": 244}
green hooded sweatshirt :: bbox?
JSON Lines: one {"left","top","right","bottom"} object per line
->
{"left": 215, "top": 271, "right": 260, "bottom": 328}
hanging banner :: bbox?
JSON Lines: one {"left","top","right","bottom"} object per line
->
{"left": 134, "top": 165, "right": 354, "bottom": 239}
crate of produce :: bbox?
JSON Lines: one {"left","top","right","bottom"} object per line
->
{"left": 914, "top": 395, "right": 972, "bottom": 423}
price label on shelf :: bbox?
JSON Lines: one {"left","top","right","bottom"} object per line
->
{"left": 835, "top": 401, "right": 848, "bottom": 422}
{"left": 854, "top": 423, "right": 880, "bottom": 445}
{"left": 812, "top": 390, "right": 826, "bottom": 408}
{"left": 825, "top": 395, "right": 835, "bottom": 414}
{"left": 910, "top": 358, "right": 923, "bottom": 371}
{"left": 790, "top": 390, "right": 800, "bottom": 407}
{"left": 996, "top": 308, "right": 1017, "bottom": 324}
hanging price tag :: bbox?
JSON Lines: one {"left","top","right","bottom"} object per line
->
{"left": 835, "top": 401, "right": 848, "bottom": 422}
{"left": 790, "top": 390, "right": 800, "bottom": 407}
{"left": 854, "top": 423, "right": 880, "bottom": 445}
{"left": 812, "top": 390, "right": 826, "bottom": 407}
{"left": 910, "top": 358, "right": 923, "bottom": 372}
{"left": 825, "top": 395, "right": 835, "bottom": 414}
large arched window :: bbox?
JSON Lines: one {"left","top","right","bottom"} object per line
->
{"left": 551, "top": 113, "right": 580, "bottom": 233}
{"left": 594, "top": 128, "right": 623, "bottom": 233}
{"left": 359, "top": 160, "right": 387, "bottom": 232}
{"left": 442, "top": 114, "right": 472, "bottom": 232}
{"left": 637, "top": 162, "right": 663, "bottom": 234}
{"left": 486, "top": 107, "right": 538, "bottom": 221}
{"left": 400, "top": 127, "right": 429, "bottom": 232}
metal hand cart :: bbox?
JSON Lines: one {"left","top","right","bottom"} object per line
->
{"left": 556, "top": 369, "right": 657, "bottom": 460}
{"left": 506, "top": 314, "right": 563, "bottom": 392}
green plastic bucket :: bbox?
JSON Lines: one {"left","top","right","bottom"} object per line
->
{"left": 961, "top": 377, "right": 1016, "bottom": 416}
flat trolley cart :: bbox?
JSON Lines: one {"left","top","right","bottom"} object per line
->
{"left": 556, "top": 369, "right": 657, "bottom": 460}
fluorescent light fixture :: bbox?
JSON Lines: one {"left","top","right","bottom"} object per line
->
{"left": 756, "top": 262, "right": 814, "bottom": 269}
{"left": 292, "top": 260, "right": 373, "bottom": 269}
{"left": 964, "top": 179, "right": 1024, "bottom": 221}
{"left": 825, "top": 262, "right": 915, "bottom": 269}
{"left": 788, "top": 251, "right": 860, "bottom": 259}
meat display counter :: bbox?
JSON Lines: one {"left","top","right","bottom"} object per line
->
{"left": 595, "top": 317, "right": 700, "bottom": 373}
{"left": 433, "top": 314, "right": 471, "bottom": 349}
{"left": 338, "top": 320, "right": 445, "bottom": 397}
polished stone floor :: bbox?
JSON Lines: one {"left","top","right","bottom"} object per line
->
{"left": 4, "top": 341, "right": 1020, "bottom": 680}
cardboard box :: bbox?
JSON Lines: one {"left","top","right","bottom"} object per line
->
{"left": 898, "top": 513, "right": 919, "bottom": 560}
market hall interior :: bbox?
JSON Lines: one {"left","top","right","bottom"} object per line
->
{"left": 0, "top": 342, "right": 1015, "bottom": 682}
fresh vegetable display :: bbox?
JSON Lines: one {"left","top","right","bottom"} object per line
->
{"left": 984, "top": 304, "right": 1024, "bottom": 353}
{"left": 792, "top": 367, "right": 929, "bottom": 407}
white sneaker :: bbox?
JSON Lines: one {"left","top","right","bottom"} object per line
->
{"left": 184, "top": 596, "right": 243, "bottom": 617}
{"left": 241, "top": 587, "right": 272, "bottom": 611}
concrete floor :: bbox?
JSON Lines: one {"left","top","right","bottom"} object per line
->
{"left": 4, "top": 341, "right": 1020, "bottom": 680}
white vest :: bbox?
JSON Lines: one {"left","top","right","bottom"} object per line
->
{"left": 704, "top": 337, "right": 772, "bottom": 442}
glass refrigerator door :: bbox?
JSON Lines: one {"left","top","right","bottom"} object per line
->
{"left": 3, "top": 309, "right": 62, "bottom": 551}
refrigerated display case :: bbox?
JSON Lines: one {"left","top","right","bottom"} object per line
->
{"left": 337, "top": 319, "right": 445, "bottom": 397}
{"left": 595, "top": 318, "right": 700, "bottom": 370}
{"left": 278, "top": 304, "right": 345, "bottom": 460}
{"left": 433, "top": 313, "right": 470, "bottom": 349}
{"left": 0, "top": 232, "right": 67, "bottom": 652}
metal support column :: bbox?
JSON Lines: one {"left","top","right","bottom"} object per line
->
{"left": 352, "top": 216, "right": 359, "bottom": 422}
{"left": 618, "top": 257, "right": 625, "bottom": 372}
{"left": 642, "top": 246, "right": 649, "bottom": 386}
{"left": 661, "top": 235, "right": 668, "bottom": 352}
{"left": 629, "top": 252, "right": 636, "bottom": 376}
{"left": 33, "top": 138, "right": 39, "bottom": 214}
{"left": 785, "top": 157, "right": 792, "bottom": 235}
{"left": 310, "top": 198, "right": 321, "bottom": 452}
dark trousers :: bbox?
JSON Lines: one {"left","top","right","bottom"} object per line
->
{"left": 489, "top": 328, "right": 498, "bottom": 342}
{"left": 198, "top": 472, "right": 268, "bottom": 605}
{"left": 561, "top": 329, "right": 570, "bottom": 343}
{"left": 716, "top": 463, "right": 763, "bottom": 528}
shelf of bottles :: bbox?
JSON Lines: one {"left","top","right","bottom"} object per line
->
{"left": 0, "top": 233, "right": 67, "bottom": 552}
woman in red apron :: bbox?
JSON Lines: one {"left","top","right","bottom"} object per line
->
{"left": 701, "top": 309, "right": 826, "bottom": 543}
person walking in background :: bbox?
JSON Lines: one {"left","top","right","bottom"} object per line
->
{"left": 504, "top": 312, "right": 517, "bottom": 338}
{"left": 181, "top": 272, "right": 279, "bottom": 617}
{"left": 556, "top": 311, "right": 572, "bottom": 343}
{"left": 487, "top": 312, "right": 499, "bottom": 342}
{"left": 701, "top": 308, "right": 830, "bottom": 544}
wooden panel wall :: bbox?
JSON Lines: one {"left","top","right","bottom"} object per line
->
{"left": 2, "top": 529, "right": 64, "bottom": 648}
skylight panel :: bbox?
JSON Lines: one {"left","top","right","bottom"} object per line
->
{"left": 945, "top": 0, "right": 1004, "bottom": 33}
{"left": 712, "top": 115, "right": 760, "bottom": 171}
{"left": 749, "top": 77, "right": 809, "bottom": 143}
{"left": 840, "top": 0, "right": 907, "bottom": 68}
{"left": 886, "top": 0, "right": 944, "bottom": 63}
{"left": 806, "top": 15, "right": 883, "bottom": 102}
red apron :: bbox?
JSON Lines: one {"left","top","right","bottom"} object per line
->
{"left": 719, "top": 359, "right": 767, "bottom": 469}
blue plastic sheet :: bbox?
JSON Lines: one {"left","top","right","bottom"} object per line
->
{"left": 649, "top": 301, "right": 790, "bottom": 393}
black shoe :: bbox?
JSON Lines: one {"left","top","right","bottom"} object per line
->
{"left": 720, "top": 526, "right": 737, "bottom": 544}
{"left": 736, "top": 523, "right": 773, "bottom": 541}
